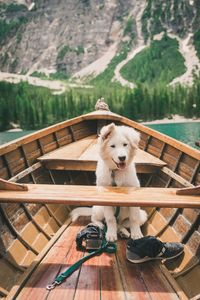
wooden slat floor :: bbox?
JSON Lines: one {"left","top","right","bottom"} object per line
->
{"left": 14, "top": 219, "right": 181, "bottom": 300}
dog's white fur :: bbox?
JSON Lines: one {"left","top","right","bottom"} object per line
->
{"left": 70, "top": 123, "right": 147, "bottom": 242}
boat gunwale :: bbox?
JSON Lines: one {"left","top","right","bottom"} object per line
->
{"left": 0, "top": 110, "right": 199, "bottom": 161}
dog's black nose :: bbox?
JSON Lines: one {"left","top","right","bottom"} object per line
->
{"left": 118, "top": 156, "right": 126, "bottom": 162}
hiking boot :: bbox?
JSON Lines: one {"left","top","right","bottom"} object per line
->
{"left": 126, "top": 236, "right": 184, "bottom": 263}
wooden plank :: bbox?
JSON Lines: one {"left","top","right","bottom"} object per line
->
{"left": 99, "top": 252, "right": 126, "bottom": 300}
{"left": 161, "top": 167, "right": 194, "bottom": 187}
{"left": 38, "top": 138, "right": 166, "bottom": 167}
{"left": 55, "top": 129, "right": 72, "bottom": 147}
{"left": 42, "top": 159, "right": 97, "bottom": 172}
{"left": 116, "top": 241, "right": 151, "bottom": 300}
{"left": 6, "top": 219, "right": 71, "bottom": 300}
{"left": 0, "top": 286, "right": 9, "bottom": 297}
{"left": 0, "top": 178, "right": 28, "bottom": 191}
{"left": 69, "top": 125, "right": 76, "bottom": 142}
{"left": 73, "top": 244, "right": 125, "bottom": 300}
{"left": 138, "top": 261, "right": 180, "bottom": 300}
{"left": 79, "top": 138, "right": 98, "bottom": 161}
{"left": 159, "top": 264, "right": 189, "bottom": 300}
{"left": 40, "top": 159, "right": 162, "bottom": 173}
{"left": 38, "top": 138, "right": 166, "bottom": 173}
{"left": 176, "top": 186, "right": 200, "bottom": 196}
{"left": 8, "top": 162, "right": 42, "bottom": 183}
{"left": 16, "top": 219, "right": 87, "bottom": 300}
{"left": 135, "top": 149, "right": 166, "bottom": 167}
{"left": 2, "top": 155, "right": 13, "bottom": 177}
{"left": 18, "top": 227, "right": 81, "bottom": 300}
{"left": 117, "top": 240, "right": 181, "bottom": 300}
{"left": 72, "top": 120, "right": 97, "bottom": 139}
{"left": 72, "top": 253, "right": 101, "bottom": 300}
{"left": 0, "top": 184, "right": 199, "bottom": 208}
{"left": 38, "top": 135, "right": 97, "bottom": 161}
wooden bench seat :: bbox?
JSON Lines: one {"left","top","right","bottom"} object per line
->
{"left": 0, "top": 183, "right": 199, "bottom": 208}
{"left": 38, "top": 135, "right": 167, "bottom": 173}
{"left": 10, "top": 219, "right": 181, "bottom": 300}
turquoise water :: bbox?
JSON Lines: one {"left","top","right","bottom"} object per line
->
{"left": 147, "top": 122, "right": 200, "bottom": 149}
{"left": 0, "top": 130, "right": 34, "bottom": 145}
{"left": 0, "top": 122, "right": 199, "bottom": 149}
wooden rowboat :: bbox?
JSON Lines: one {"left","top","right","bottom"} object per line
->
{"left": 0, "top": 103, "right": 199, "bottom": 300}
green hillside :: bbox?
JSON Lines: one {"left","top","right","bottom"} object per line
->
{"left": 91, "top": 42, "right": 130, "bottom": 86}
{"left": 194, "top": 30, "right": 200, "bottom": 59}
{"left": 120, "top": 34, "right": 186, "bottom": 86}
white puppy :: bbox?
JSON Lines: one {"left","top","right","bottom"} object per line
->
{"left": 70, "top": 123, "right": 147, "bottom": 242}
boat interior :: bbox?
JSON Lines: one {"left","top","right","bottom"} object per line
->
{"left": 0, "top": 110, "right": 199, "bottom": 300}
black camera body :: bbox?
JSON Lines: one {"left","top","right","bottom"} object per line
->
{"left": 76, "top": 224, "right": 105, "bottom": 250}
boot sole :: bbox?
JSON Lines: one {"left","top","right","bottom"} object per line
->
{"left": 126, "top": 249, "right": 184, "bottom": 264}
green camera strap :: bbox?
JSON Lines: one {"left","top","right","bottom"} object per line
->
{"left": 46, "top": 232, "right": 117, "bottom": 290}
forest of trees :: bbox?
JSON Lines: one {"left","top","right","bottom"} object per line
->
{"left": 120, "top": 35, "right": 186, "bottom": 85}
{"left": 0, "top": 80, "right": 200, "bottom": 131}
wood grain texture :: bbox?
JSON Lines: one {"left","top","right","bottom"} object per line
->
{"left": 117, "top": 240, "right": 180, "bottom": 300}
{"left": 0, "top": 184, "right": 199, "bottom": 208}
{"left": 14, "top": 221, "right": 78, "bottom": 300}
{"left": 38, "top": 136, "right": 166, "bottom": 173}
{"left": 40, "top": 159, "right": 162, "bottom": 173}
{"left": 14, "top": 219, "right": 181, "bottom": 300}
{"left": 38, "top": 137, "right": 166, "bottom": 167}
{"left": 0, "top": 178, "right": 28, "bottom": 191}
{"left": 176, "top": 186, "right": 200, "bottom": 195}
{"left": 6, "top": 219, "right": 72, "bottom": 300}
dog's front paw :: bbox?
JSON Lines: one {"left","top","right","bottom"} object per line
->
{"left": 118, "top": 227, "right": 130, "bottom": 239}
{"left": 92, "top": 221, "right": 104, "bottom": 230}
{"left": 106, "top": 230, "right": 117, "bottom": 242}
{"left": 130, "top": 228, "right": 143, "bottom": 240}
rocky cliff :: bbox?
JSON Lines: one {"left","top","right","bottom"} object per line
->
{"left": 0, "top": 0, "right": 199, "bottom": 84}
{"left": 0, "top": 0, "right": 135, "bottom": 76}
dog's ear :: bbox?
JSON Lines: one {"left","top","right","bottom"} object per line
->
{"left": 100, "top": 123, "right": 115, "bottom": 141}
{"left": 124, "top": 127, "right": 140, "bottom": 149}
{"left": 131, "top": 130, "right": 140, "bottom": 148}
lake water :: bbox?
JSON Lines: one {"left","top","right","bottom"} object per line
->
{"left": 0, "top": 130, "right": 35, "bottom": 145}
{"left": 147, "top": 122, "right": 200, "bottom": 149}
{"left": 0, "top": 122, "right": 199, "bottom": 149}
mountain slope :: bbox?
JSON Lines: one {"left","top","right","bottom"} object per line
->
{"left": 0, "top": 0, "right": 200, "bottom": 87}
{"left": 120, "top": 34, "right": 186, "bottom": 85}
{"left": 0, "top": 0, "right": 134, "bottom": 76}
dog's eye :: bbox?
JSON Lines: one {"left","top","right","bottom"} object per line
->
{"left": 110, "top": 145, "right": 115, "bottom": 148}
{"left": 123, "top": 143, "right": 128, "bottom": 147}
